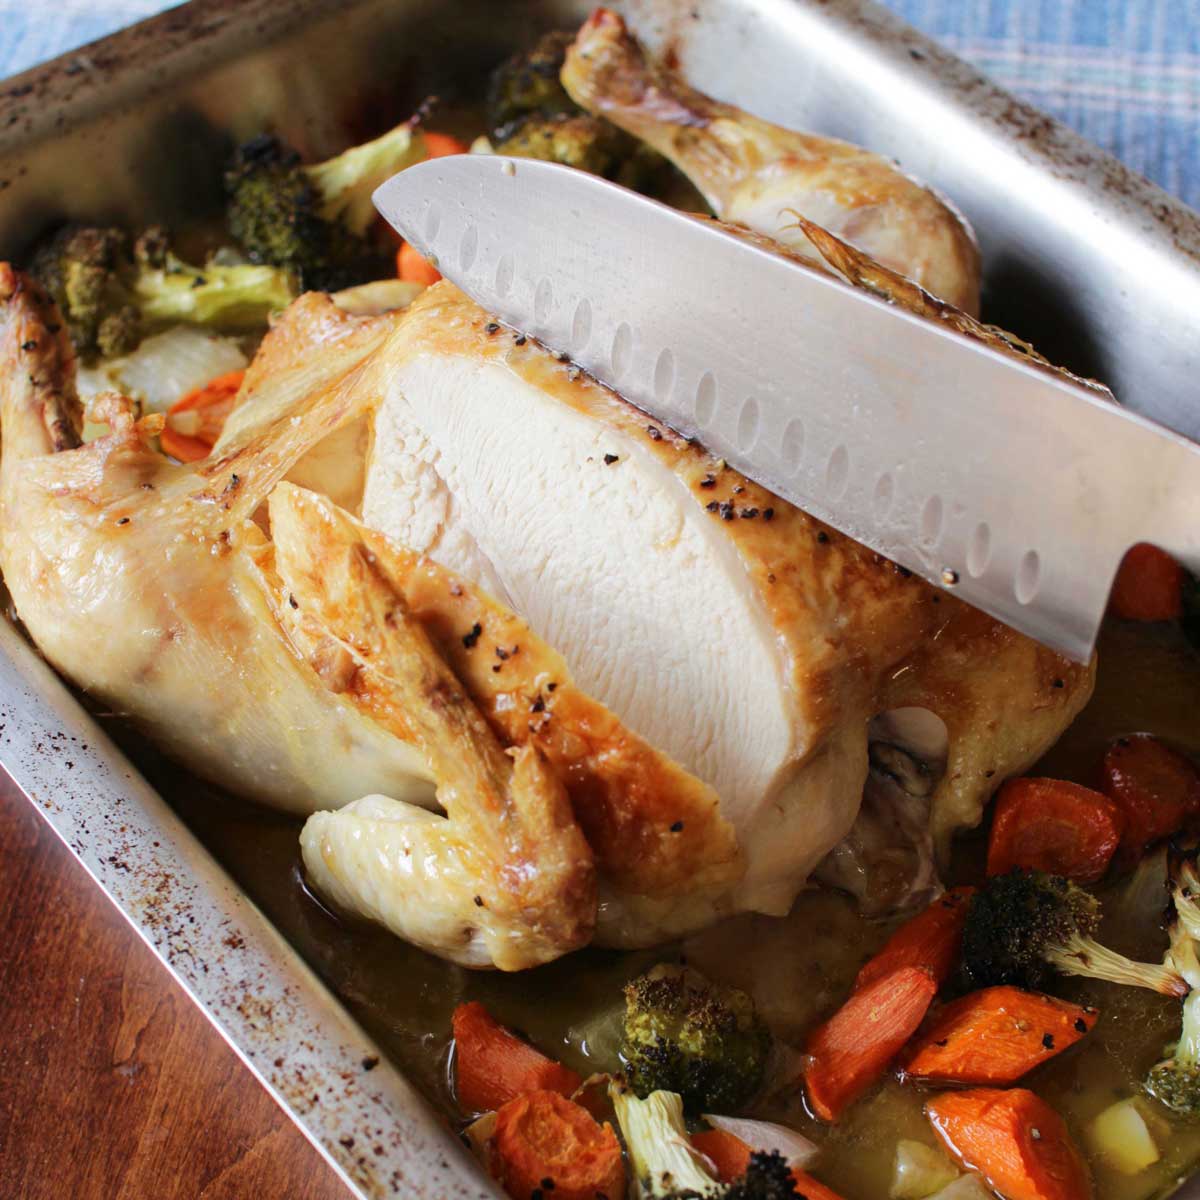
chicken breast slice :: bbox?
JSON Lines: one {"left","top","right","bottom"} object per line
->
{"left": 361, "top": 279, "right": 1094, "bottom": 934}
{"left": 561, "top": 8, "right": 981, "bottom": 315}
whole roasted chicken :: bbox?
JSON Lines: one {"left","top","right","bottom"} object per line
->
{"left": 0, "top": 18, "right": 1096, "bottom": 971}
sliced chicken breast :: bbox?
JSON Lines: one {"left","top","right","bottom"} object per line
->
{"left": 361, "top": 278, "right": 1094, "bottom": 936}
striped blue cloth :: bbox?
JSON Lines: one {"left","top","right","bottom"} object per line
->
{"left": 3, "top": 0, "right": 1198, "bottom": 208}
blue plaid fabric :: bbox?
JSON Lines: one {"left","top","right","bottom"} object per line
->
{"left": 3, "top": 0, "right": 1198, "bottom": 208}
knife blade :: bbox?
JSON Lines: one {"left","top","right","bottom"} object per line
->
{"left": 374, "top": 155, "right": 1200, "bottom": 663}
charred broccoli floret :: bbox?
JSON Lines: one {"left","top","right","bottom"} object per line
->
{"left": 487, "top": 31, "right": 581, "bottom": 134}
{"left": 225, "top": 119, "right": 425, "bottom": 291}
{"left": 1145, "top": 847, "right": 1200, "bottom": 1115}
{"left": 493, "top": 113, "right": 629, "bottom": 174}
{"left": 621, "top": 964, "right": 770, "bottom": 1112}
{"left": 28, "top": 225, "right": 294, "bottom": 362}
{"left": 487, "top": 31, "right": 674, "bottom": 188}
{"left": 963, "top": 868, "right": 1189, "bottom": 994}
{"left": 611, "top": 1082, "right": 799, "bottom": 1200}
{"left": 30, "top": 226, "right": 143, "bottom": 360}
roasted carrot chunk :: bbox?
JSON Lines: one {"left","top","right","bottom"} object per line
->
{"left": 490, "top": 1090, "right": 624, "bottom": 1200}
{"left": 927, "top": 1088, "right": 1092, "bottom": 1200}
{"left": 397, "top": 241, "right": 442, "bottom": 286}
{"left": 423, "top": 131, "right": 469, "bottom": 157}
{"left": 903, "top": 987, "right": 1097, "bottom": 1085}
{"left": 805, "top": 966, "right": 937, "bottom": 1122}
{"left": 690, "top": 1128, "right": 845, "bottom": 1199}
{"left": 1101, "top": 734, "right": 1200, "bottom": 859}
{"left": 452, "top": 1002, "right": 581, "bottom": 1114}
{"left": 692, "top": 1128, "right": 753, "bottom": 1181}
{"left": 791, "top": 1169, "right": 848, "bottom": 1200}
{"left": 855, "top": 887, "right": 976, "bottom": 993}
{"left": 1110, "top": 544, "right": 1184, "bottom": 622}
{"left": 986, "top": 779, "right": 1123, "bottom": 884}
{"left": 161, "top": 369, "right": 245, "bottom": 462}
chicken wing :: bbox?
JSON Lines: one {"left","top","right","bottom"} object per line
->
{"left": 561, "top": 8, "right": 981, "bottom": 314}
{"left": 0, "top": 272, "right": 430, "bottom": 813}
{"left": 271, "top": 483, "right": 596, "bottom": 969}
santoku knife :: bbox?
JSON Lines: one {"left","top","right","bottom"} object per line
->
{"left": 374, "top": 155, "right": 1200, "bottom": 664}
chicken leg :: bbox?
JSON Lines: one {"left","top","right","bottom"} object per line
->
{"left": 562, "top": 8, "right": 981, "bottom": 314}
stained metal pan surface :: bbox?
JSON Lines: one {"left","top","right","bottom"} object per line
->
{"left": 0, "top": 1, "right": 1196, "bottom": 1196}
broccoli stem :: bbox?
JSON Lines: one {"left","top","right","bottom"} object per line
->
{"left": 610, "top": 1084, "right": 721, "bottom": 1199}
{"left": 1047, "top": 932, "right": 1189, "bottom": 997}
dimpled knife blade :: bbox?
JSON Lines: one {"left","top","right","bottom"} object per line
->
{"left": 374, "top": 155, "right": 1200, "bottom": 663}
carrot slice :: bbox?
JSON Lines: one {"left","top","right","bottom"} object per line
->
{"left": 452, "top": 1002, "right": 581, "bottom": 1114}
{"left": 690, "top": 1128, "right": 845, "bottom": 1199}
{"left": 397, "top": 241, "right": 443, "bottom": 286}
{"left": 489, "top": 1090, "right": 624, "bottom": 1200}
{"left": 1110, "top": 543, "right": 1183, "bottom": 622}
{"left": 423, "top": 131, "right": 469, "bottom": 158}
{"left": 805, "top": 966, "right": 937, "bottom": 1121}
{"left": 1100, "top": 734, "right": 1200, "bottom": 859}
{"left": 927, "top": 1088, "right": 1092, "bottom": 1200}
{"left": 692, "top": 1128, "right": 753, "bottom": 1181}
{"left": 986, "top": 779, "right": 1123, "bottom": 884}
{"left": 855, "top": 887, "right": 976, "bottom": 993}
{"left": 791, "top": 1170, "right": 848, "bottom": 1200}
{"left": 903, "top": 987, "right": 1098, "bottom": 1085}
{"left": 161, "top": 369, "right": 245, "bottom": 462}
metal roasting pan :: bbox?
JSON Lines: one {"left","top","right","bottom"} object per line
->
{"left": 2, "top": 1, "right": 1199, "bottom": 1196}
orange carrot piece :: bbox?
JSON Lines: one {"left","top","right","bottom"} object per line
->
{"left": 161, "top": 369, "right": 245, "bottom": 462}
{"left": 1101, "top": 733, "right": 1200, "bottom": 859}
{"left": 692, "top": 1128, "right": 753, "bottom": 1181}
{"left": 791, "top": 1170, "right": 848, "bottom": 1200}
{"left": 986, "top": 779, "right": 1123, "bottom": 884}
{"left": 805, "top": 966, "right": 937, "bottom": 1121}
{"left": 452, "top": 1002, "right": 581, "bottom": 1114}
{"left": 855, "top": 887, "right": 976, "bottom": 993}
{"left": 926, "top": 1088, "right": 1092, "bottom": 1200}
{"left": 690, "top": 1128, "right": 845, "bottom": 1199}
{"left": 902, "top": 987, "right": 1097, "bottom": 1085}
{"left": 1110, "top": 543, "right": 1184, "bottom": 622}
{"left": 489, "top": 1090, "right": 624, "bottom": 1200}
{"left": 423, "top": 131, "right": 469, "bottom": 158}
{"left": 397, "top": 241, "right": 442, "bottom": 286}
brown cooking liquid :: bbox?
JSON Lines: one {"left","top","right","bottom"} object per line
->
{"left": 153, "top": 618, "right": 1200, "bottom": 1200}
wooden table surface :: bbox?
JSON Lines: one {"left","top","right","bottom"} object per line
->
{"left": 0, "top": 770, "right": 351, "bottom": 1200}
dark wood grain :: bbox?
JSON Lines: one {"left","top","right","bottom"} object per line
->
{"left": 0, "top": 770, "right": 350, "bottom": 1200}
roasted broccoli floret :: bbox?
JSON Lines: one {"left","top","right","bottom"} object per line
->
{"left": 131, "top": 228, "right": 294, "bottom": 329}
{"left": 30, "top": 225, "right": 143, "bottom": 360}
{"left": 225, "top": 119, "right": 425, "bottom": 291}
{"left": 724, "top": 1154, "right": 804, "bottom": 1200}
{"left": 621, "top": 964, "right": 771, "bottom": 1113}
{"left": 493, "top": 112, "right": 629, "bottom": 174}
{"left": 28, "top": 225, "right": 295, "bottom": 362}
{"left": 487, "top": 31, "right": 676, "bottom": 187}
{"left": 487, "top": 31, "right": 582, "bottom": 134}
{"left": 1145, "top": 847, "right": 1200, "bottom": 1115}
{"left": 610, "top": 1082, "right": 800, "bottom": 1200}
{"left": 963, "top": 868, "right": 1189, "bottom": 994}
